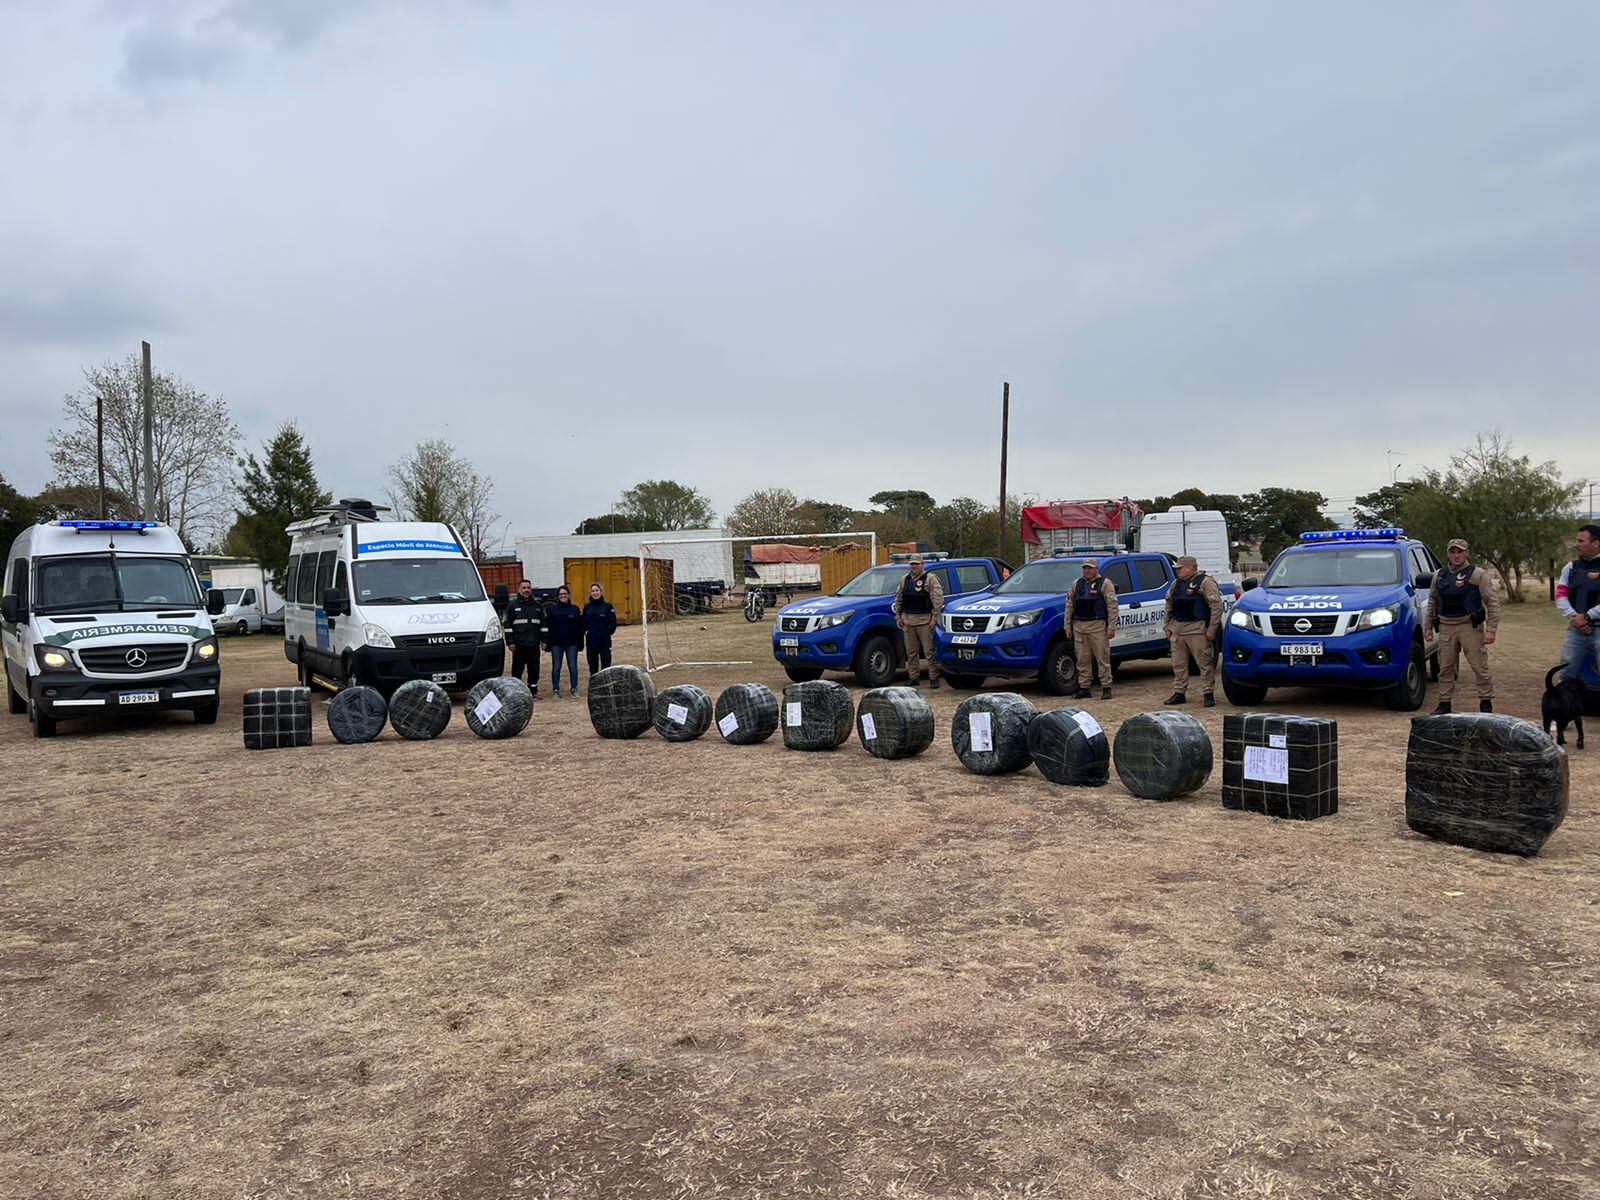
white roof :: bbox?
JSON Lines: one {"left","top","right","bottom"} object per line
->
{"left": 23, "top": 521, "right": 188, "bottom": 557}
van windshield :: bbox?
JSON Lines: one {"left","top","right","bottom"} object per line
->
{"left": 836, "top": 566, "right": 909, "bottom": 596}
{"left": 34, "top": 554, "right": 202, "bottom": 614}
{"left": 1263, "top": 548, "right": 1403, "bottom": 588}
{"left": 353, "top": 558, "right": 487, "bottom": 604}
{"left": 219, "top": 588, "right": 245, "bottom": 604}
{"left": 992, "top": 559, "right": 1085, "bottom": 594}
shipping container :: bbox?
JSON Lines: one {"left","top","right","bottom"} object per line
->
{"left": 563, "top": 556, "right": 675, "bottom": 625}
{"left": 517, "top": 528, "right": 733, "bottom": 593}
{"left": 819, "top": 543, "right": 873, "bottom": 593}
{"left": 477, "top": 559, "right": 524, "bottom": 597}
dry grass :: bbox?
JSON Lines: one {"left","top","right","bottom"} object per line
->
{"left": 2, "top": 602, "right": 1597, "bottom": 1199}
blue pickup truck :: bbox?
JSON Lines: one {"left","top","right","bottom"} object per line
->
{"left": 771, "top": 556, "right": 1010, "bottom": 686}
{"left": 933, "top": 549, "right": 1237, "bottom": 692}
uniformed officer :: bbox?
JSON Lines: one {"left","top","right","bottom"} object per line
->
{"left": 1065, "top": 558, "right": 1118, "bottom": 700}
{"left": 504, "top": 579, "right": 545, "bottom": 695}
{"left": 1163, "top": 554, "right": 1223, "bottom": 707}
{"left": 1428, "top": 538, "right": 1500, "bottom": 714}
{"left": 893, "top": 554, "right": 944, "bottom": 688}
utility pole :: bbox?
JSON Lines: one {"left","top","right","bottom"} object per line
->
{"left": 998, "top": 381, "right": 1010, "bottom": 560}
{"left": 96, "top": 394, "right": 107, "bottom": 519}
{"left": 141, "top": 340, "right": 155, "bottom": 520}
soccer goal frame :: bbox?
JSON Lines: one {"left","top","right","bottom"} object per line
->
{"left": 639, "top": 531, "right": 878, "bottom": 671}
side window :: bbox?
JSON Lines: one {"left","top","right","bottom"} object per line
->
{"left": 242, "top": 588, "right": 256, "bottom": 606}
{"left": 6, "top": 558, "right": 26, "bottom": 608}
{"left": 285, "top": 555, "right": 300, "bottom": 604}
{"left": 1133, "top": 558, "right": 1169, "bottom": 592}
{"left": 930, "top": 566, "right": 955, "bottom": 594}
{"left": 295, "top": 553, "right": 318, "bottom": 605}
{"left": 315, "top": 551, "right": 336, "bottom": 601}
{"left": 953, "top": 563, "right": 991, "bottom": 593}
{"left": 1103, "top": 561, "right": 1134, "bottom": 594}
{"left": 1409, "top": 548, "right": 1430, "bottom": 581}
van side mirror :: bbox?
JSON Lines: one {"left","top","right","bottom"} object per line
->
{"left": 1241, "top": 577, "right": 1259, "bottom": 593}
{"left": 206, "top": 589, "right": 227, "bottom": 615}
{"left": 1, "top": 594, "right": 18, "bottom": 623}
{"left": 493, "top": 582, "right": 510, "bottom": 614}
{"left": 323, "top": 587, "right": 350, "bottom": 617}
{"left": 1414, "top": 572, "right": 1433, "bottom": 590}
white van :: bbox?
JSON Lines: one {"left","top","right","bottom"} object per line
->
{"left": 208, "top": 563, "right": 282, "bottom": 635}
{"left": 283, "top": 500, "right": 503, "bottom": 694}
{"left": 2, "top": 520, "right": 222, "bottom": 738}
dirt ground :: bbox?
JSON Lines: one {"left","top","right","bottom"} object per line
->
{"left": 2, "top": 601, "right": 1596, "bottom": 1199}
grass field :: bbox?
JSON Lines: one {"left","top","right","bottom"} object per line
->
{"left": 2, "top": 602, "right": 1596, "bottom": 1198}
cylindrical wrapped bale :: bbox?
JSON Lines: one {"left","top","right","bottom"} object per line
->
{"left": 1028, "top": 707, "right": 1111, "bottom": 786}
{"left": 856, "top": 687, "right": 935, "bottom": 760}
{"left": 714, "top": 683, "right": 779, "bottom": 745}
{"left": 653, "top": 684, "right": 713, "bottom": 742}
{"left": 327, "top": 685, "right": 388, "bottom": 744}
{"left": 951, "top": 693, "right": 1038, "bottom": 775}
{"left": 781, "top": 680, "right": 855, "bottom": 751}
{"left": 389, "top": 679, "right": 452, "bottom": 741}
{"left": 1113, "top": 711, "right": 1213, "bottom": 799}
{"left": 1405, "top": 714, "right": 1568, "bottom": 856}
{"left": 464, "top": 677, "right": 533, "bottom": 740}
{"left": 587, "top": 665, "right": 657, "bottom": 739}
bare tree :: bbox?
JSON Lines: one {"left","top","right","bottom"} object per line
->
{"left": 387, "top": 439, "right": 500, "bottom": 557}
{"left": 456, "top": 468, "right": 500, "bottom": 560}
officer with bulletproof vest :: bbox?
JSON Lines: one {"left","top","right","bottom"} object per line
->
{"left": 1065, "top": 558, "right": 1118, "bottom": 700}
{"left": 1427, "top": 537, "right": 1501, "bottom": 714}
{"left": 893, "top": 554, "right": 944, "bottom": 688}
{"left": 1556, "top": 522, "right": 1600, "bottom": 684}
{"left": 1163, "top": 554, "right": 1223, "bottom": 707}
{"left": 504, "top": 579, "right": 545, "bottom": 695}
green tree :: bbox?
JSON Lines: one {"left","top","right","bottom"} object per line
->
{"left": 1351, "top": 480, "right": 1426, "bottom": 529}
{"left": 868, "top": 489, "right": 937, "bottom": 523}
{"left": 617, "top": 479, "right": 715, "bottom": 530}
{"left": 727, "top": 487, "right": 800, "bottom": 537}
{"left": 791, "top": 498, "right": 854, "bottom": 534}
{"left": 1147, "top": 489, "right": 1251, "bottom": 567}
{"left": 1244, "top": 488, "right": 1328, "bottom": 562}
{"left": 573, "top": 512, "right": 647, "bottom": 535}
{"left": 31, "top": 482, "right": 136, "bottom": 522}
{"left": 929, "top": 497, "right": 989, "bottom": 556}
{"left": 972, "top": 494, "right": 1027, "bottom": 566}
{"left": 233, "top": 423, "right": 331, "bottom": 588}
{"left": 0, "top": 472, "right": 41, "bottom": 553}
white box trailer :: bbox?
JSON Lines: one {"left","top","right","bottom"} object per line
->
{"left": 208, "top": 563, "right": 286, "bottom": 634}
{"left": 1137, "top": 507, "right": 1236, "bottom": 586}
{"left": 515, "top": 528, "right": 736, "bottom": 595}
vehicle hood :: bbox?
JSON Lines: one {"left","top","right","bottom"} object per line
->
{"left": 357, "top": 600, "right": 496, "bottom": 635}
{"left": 38, "top": 613, "right": 212, "bottom": 646}
{"left": 1235, "top": 584, "right": 1402, "bottom": 615}
{"left": 943, "top": 591, "right": 1054, "bottom": 616}
{"left": 778, "top": 593, "right": 884, "bottom": 619}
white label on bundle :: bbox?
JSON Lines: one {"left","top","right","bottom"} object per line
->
{"left": 473, "top": 691, "right": 503, "bottom": 723}
{"left": 786, "top": 702, "right": 803, "bottom": 727}
{"left": 1244, "top": 745, "right": 1289, "bottom": 784}
{"left": 1071, "top": 710, "right": 1103, "bottom": 739}
{"left": 718, "top": 712, "right": 740, "bottom": 736}
{"left": 1269, "top": 733, "right": 1287, "bottom": 749}
{"left": 666, "top": 702, "right": 689, "bottom": 725}
{"left": 969, "top": 711, "right": 993, "bottom": 752}
{"left": 860, "top": 712, "right": 878, "bottom": 740}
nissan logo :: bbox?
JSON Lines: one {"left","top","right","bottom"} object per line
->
{"left": 1294, "top": 618, "right": 1312, "bottom": 633}
{"left": 124, "top": 647, "right": 149, "bottom": 668}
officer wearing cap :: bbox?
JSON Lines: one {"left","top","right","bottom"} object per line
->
{"left": 893, "top": 554, "right": 944, "bottom": 689}
{"left": 1163, "top": 555, "right": 1223, "bottom": 707}
{"left": 1065, "top": 558, "right": 1118, "bottom": 700}
{"left": 1428, "top": 537, "right": 1500, "bottom": 714}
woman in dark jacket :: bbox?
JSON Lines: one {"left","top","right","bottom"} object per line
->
{"left": 582, "top": 583, "right": 619, "bottom": 678}
{"left": 544, "top": 585, "right": 584, "bottom": 697}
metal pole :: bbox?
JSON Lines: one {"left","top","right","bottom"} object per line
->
{"left": 96, "top": 393, "right": 106, "bottom": 518}
{"left": 141, "top": 341, "right": 155, "bottom": 520}
{"left": 998, "top": 381, "right": 1010, "bottom": 560}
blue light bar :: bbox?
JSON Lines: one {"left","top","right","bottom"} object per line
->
{"left": 1054, "top": 543, "right": 1120, "bottom": 555}
{"left": 57, "top": 520, "right": 159, "bottom": 531}
{"left": 1299, "top": 528, "right": 1405, "bottom": 542}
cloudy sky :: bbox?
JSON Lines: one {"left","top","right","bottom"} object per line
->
{"left": 4, "top": 1, "right": 1598, "bottom": 542}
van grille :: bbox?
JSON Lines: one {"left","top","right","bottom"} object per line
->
{"left": 77, "top": 643, "right": 190, "bottom": 674}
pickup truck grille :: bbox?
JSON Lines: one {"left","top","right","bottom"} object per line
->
{"left": 948, "top": 615, "right": 990, "bottom": 634}
{"left": 78, "top": 643, "right": 190, "bottom": 674}
{"left": 780, "top": 617, "right": 808, "bottom": 633}
{"left": 1268, "top": 615, "right": 1340, "bottom": 636}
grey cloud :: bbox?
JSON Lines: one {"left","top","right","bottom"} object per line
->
{"left": 119, "top": 21, "right": 237, "bottom": 86}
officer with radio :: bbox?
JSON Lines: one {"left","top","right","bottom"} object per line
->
{"left": 1428, "top": 538, "right": 1500, "bottom": 714}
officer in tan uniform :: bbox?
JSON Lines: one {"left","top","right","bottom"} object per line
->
{"left": 1163, "top": 554, "right": 1224, "bottom": 707}
{"left": 1428, "top": 536, "right": 1501, "bottom": 714}
{"left": 893, "top": 554, "right": 944, "bottom": 689}
{"left": 1065, "top": 558, "right": 1118, "bottom": 700}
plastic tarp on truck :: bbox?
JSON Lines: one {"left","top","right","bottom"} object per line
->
{"left": 1022, "top": 500, "right": 1141, "bottom": 560}
{"left": 746, "top": 543, "right": 821, "bottom": 587}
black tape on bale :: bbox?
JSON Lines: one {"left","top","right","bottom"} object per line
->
{"left": 653, "top": 684, "right": 713, "bottom": 742}
{"left": 856, "top": 687, "right": 935, "bottom": 760}
{"left": 1113, "top": 711, "right": 1213, "bottom": 799}
{"left": 388, "top": 679, "right": 452, "bottom": 741}
{"left": 1027, "top": 707, "right": 1111, "bottom": 786}
{"left": 781, "top": 680, "right": 855, "bottom": 751}
{"left": 1405, "top": 714, "right": 1568, "bottom": 856}
{"left": 1222, "top": 712, "right": 1338, "bottom": 819}
{"left": 714, "top": 683, "right": 779, "bottom": 745}
{"left": 464, "top": 677, "right": 533, "bottom": 740}
{"left": 327, "top": 685, "right": 387, "bottom": 744}
{"left": 243, "top": 687, "right": 313, "bottom": 750}
{"left": 587, "top": 665, "right": 657, "bottom": 739}
{"left": 951, "top": 692, "right": 1038, "bottom": 775}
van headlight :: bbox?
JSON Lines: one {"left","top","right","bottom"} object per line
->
{"left": 194, "top": 636, "right": 219, "bottom": 661}
{"left": 817, "top": 610, "right": 854, "bottom": 629}
{"left": 484, "top": 615, "right": 503, "bottom": 642}
{"left": 36, "top": 646, "right": 72, "bottom": 670}
{"left": 362, "top": 623, "right": 395, "bottom": 648}
{"left": 1000, "top": 609, "right": 1042, "bottom": 629}
{"left": 1356, "top": 604, "right": 1400, "bottom": 630}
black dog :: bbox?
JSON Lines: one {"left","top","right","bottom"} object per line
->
{"left": 1541, "top": 664, "right": 1586, "bottom": 749}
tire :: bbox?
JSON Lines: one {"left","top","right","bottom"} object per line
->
{"left": 236, "top": 620, "right": 249, "bottom": 636}
{"left": 7, "top": 673, "right": 24, "bottom": 715}
{"left": 297, "top": 645, "right": 315, "bottom": 690}
{"left": 675, "top": 593, "right": 695, "bottom": 616}
{"left": 943, "top": 672, "right": 984, "bottom": 689}
{"left": 855, "top": 634, "right": 898, "bottom": 688}
{"left": 1385, "top": 643, "right": 1427, "bottom": 711}
{"left": 1221, "top": 671, "right": 1268, "bottom": 707}
{"left": 30, "top": 697, "right": 56, "bottom": 739}
{"left": 783, "top": 665, "right": 824, "bottom": 683}
{"left": 1040, "top": 638, "right": 1076, "bottom": 695}
{"left": 193, "top": 699, "right": 220, "bottom": 725}
{"left": 340, "top": 652, "right": 355, "bottom": 688}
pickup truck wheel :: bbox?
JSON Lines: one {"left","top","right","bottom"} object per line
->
{"left": 193, "top": 698, "right": 220, "bottom": 725}
{"left": 942, "top": 672, "right": 983, "bottom": 689}
{"left": 675, "top": 593, "right": 695, "bottom": 616}
{"left": 1385, "top": 644, "right": 1428, "bottom": 711}
{"left": 783, "top": 665, "right": 823, "bottom": 683}
{"left": 30, "top": 697, "right": 57, "bottom": 739}
{"left": 855, "top": 634, "right": 897, "bottom": 688}
{"left": 1221, "top": 672, "right": 1268, "bottom": 706}
{"left": 1040, "top": 639, "right": 1076, "bottom": 695}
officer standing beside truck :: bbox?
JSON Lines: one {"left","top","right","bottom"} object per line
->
{"left": 504, "top": 579, "right": 544, "bottom": 695}
{"left": 1163, "top": 555, "right": 1223, "bottom": 707}
{"left": 1428, "top": 537, "right": 1501, "bottom": 714}
{"left": 893, "top": 554, "right": 944, "bottom": 689}
{"left": 1065, "top": 558, "right": 1118, "bottom": 700}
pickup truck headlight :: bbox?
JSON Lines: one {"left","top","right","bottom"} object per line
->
{"left": 362, "top": 623, "right": 396, "bottom": 649}
{"left": 817, "top": 610, "right": 854, "bottom": 629}
{"left": 1000, "top": 609, "right": 1043, "bottom": 629}
{"left": 1355, "top": 604, "right": 1400, "bottom": 630}
{"left": 484, "top": 616, "right": 503, "bottom": 643}
{"left": 36, "top": 646, "right": 72, "bottom": 670}
{"left": 194, "top": 636, "right": 219, "bottom": 661}
{"left": 1229, "top": 610, "right": 1255, "bottom": 631}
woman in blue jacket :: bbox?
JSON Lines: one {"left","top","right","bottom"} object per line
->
{"left": 583, "top": 582, "right": 619, "bottom": 678}
{"left": 544, "top": 585, "right": 584, "bottom": 697}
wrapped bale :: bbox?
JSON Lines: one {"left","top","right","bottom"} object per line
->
{"left": 243, "top": 686, "right": 312, "bottom": 750}
{"left": 587, "top": 665, "right": 656, "bottom": 739}
{"left": 389, "top": 679, "right": 452, "bottom": 741}
{"left": 1113, "top": 711, "right": 1212, "bottom": 799}
{"left": 327, "top": 685, "right": 388, "bottom": 744}
{"left": 1027, "top": 707, "right": 1111, "bottom": 786}
{"left": 951, "top": 692, "right": 1037, "bottom": 775}
{"left": 1405, "top": 714, "right": 1568, "bottom": 856}
{"left": 781, "top": 680, "right": 855, "bottom": 751}
{"left": 714, "top": 683, "right": 779, "bottom": 745}
{"left": 856, "top": 687, "right": 935, "bottom": 760}
{"left": 464, "top": 677, "right": 533, "bottom": 740}
{"left": 1222, "top": 712, "right": 1338, "bottom": 820}
{"left": 653, "top": 684, "right": 713, "bottom": 742}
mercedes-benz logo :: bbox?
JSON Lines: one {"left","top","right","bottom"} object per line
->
{"left": 1294, "top": 618, "right": 1312, "bottom": 633}
{"left": 124, "top": 647, "right": 149, "bottom": 668}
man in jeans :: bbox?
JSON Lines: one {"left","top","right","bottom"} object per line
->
{"left": 893, "top": 555, "right": 944, "bottom": 689}
{"left": 1557, "top": 524, "right": 1600, "bottom": 684}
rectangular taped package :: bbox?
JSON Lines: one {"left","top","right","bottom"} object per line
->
{"left": 1221, "top": 712, "right": 1338, "bottom": 820}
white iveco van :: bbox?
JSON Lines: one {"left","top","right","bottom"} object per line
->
{"left": 283, "top": 499, "right": 503, "bottom": 694}
{"left": 2, "top": 520, "right": 222, "bottom": 738}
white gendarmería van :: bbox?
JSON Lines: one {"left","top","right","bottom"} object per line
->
{"left": 2, "top": 520, "right": 222, "bottom": 738}
{"left": 283, "top": 500, "right": 503, "bottom": 694}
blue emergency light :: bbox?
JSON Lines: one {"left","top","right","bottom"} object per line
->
{"left": 1299, "top": 528, "right": 1404, "bottom": 542}
{"left": 57, "top": 520, "right": 159, "bottom": 532}
{"left": 1053, "top": 543, "right": 1120, "bottom": 555}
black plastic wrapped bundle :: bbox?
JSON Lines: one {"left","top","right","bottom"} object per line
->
{"left": 951, "top": 692, "right": 1037, "bottom": 775}
{"left": 856, "top": 687, "right": 935, "bottom": 760}
{"left": 1027, "top": 707, "right": 1111, "bottom": 786}
{"left": 653, "top": 684, "right": 713, "bottom": 742}
{"left": 587, "top": 665, "right": 657, "bottom": 739}
{"left": 464, "top": 677, "right": 533, "bottom": 740}
{"left": 243, "top": 687, "right": 313, "bottom": 750}
{"left": 1113, "top": 711, "right": 1212, "bottom": 799}
{"left": 1222, "top": 712, "right": 1338, "bottom": 819}
{"left": 781, "top": 680, "right": 855, "bottom": 751}
{"left": 714, "top": 683, "right": 779, "bottom": 745}
{"left": 388, "top": 679, "right": 453, "bottom": 741}
{"left": 327, "top": 685, "right": 387, "bottom": 744}
{"left": 1405, "top": 714, "right": 1568, "bottom": 856}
